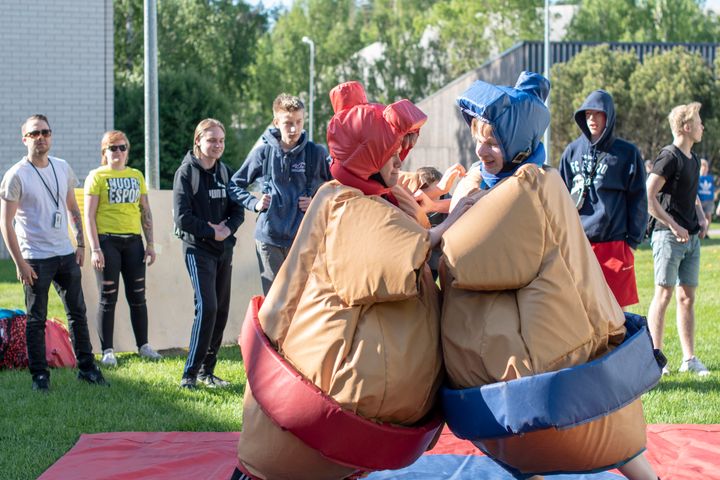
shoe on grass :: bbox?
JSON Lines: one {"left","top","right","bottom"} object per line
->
{"left": 198, "top": 373, "right": 230, "bottom": 388}
{"left": 679, "top": 356, "right": 710, "bottom": 377}
{"left": 661, "top": 365, "right": 670, "bottom": 376}
{"left": 32, "top": 374, "right": 50, "bottom": 392}
{"left": 101, "top": 349, "right": 117, "bottom": 367}
{"left": 180, "top": 376, "right": 197, "bottom": 390}
{"left": 78, "top": 365, "right": 109, "bottom": 386}
{"left": 138, "top": 343, "right": 162, "bottom": 360}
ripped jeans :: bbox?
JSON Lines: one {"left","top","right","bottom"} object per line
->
{"left": 95, "top": 234, "right": 148, "bottom": 350}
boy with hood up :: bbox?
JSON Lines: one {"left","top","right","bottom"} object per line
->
{"left": 559, "top": 90, "right": 648, "bottom": 308}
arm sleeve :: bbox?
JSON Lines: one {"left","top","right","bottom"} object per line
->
{"left": 558, "top": 146, "right": 573, "bottom": 191}
{"left": 84, "top": 170, "right": 101, "bottom": 195}
{"left": 626, "top": 149, "right": 648, "bottom": 249}
{"left": 320, "top": 146, "right": 332, "bottom": 181}
{"left": 228, "top": 148, "right": 264, "bottom": 211}
{"left": 0, "top": 173, "right": 22, "bottom": 202}
{"left": 223, "top": 164, "right": 245, "bottom": 233}
{"left": 138, "top": 170, "right": 148, "bottom": 194}
{"left": 651, "top": 149, "right": 676, "bottom": 183}
{"left": 172, "top": 166, "right": 214, "bottom": 239}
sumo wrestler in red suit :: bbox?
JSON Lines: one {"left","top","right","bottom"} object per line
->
{"left": 234, "top": 81, "right": 477, "bottom": 480}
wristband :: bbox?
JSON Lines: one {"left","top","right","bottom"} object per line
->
{"left": 92, "top": 248, "right": 102, "bottom": 253}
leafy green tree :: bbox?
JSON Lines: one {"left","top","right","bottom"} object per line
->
{"left": 115, "top": 70, "right": 242, "bottom": 189}
{"left": 549, "top": 45, "right": 638, "bottom": 164}
{"left": 422, "top": 0, "right": 544, "bottom": 81}
{"left": 238, "top": 0, "right": 366, "bottom": 152}
{"left": 565, "top": 0, "right": 720, "bottom": 43}
{"left": 627, "top": 46, "right": 715, "bottom": 160}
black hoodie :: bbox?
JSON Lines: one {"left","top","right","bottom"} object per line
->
{"left": 172, "top": 151, "right": 245, "bottom": 256}
{"left": 559, "top": 90, "right": 648, "bottom": 249}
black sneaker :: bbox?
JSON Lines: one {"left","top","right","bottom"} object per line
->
{"left": 180, "top": 376, "right": 198, "bottom": 390}
{"left": 198, "top": 373, "right": 230, "bottom": 388}
{"left": 77, "top": 365, "right": 109, "bottom": 386}
{"left": 32, "top": 374, "right": 50, "bottom": 392}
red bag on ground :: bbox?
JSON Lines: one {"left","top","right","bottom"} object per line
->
{"left": 0, "top": 309, "right": 29, "bottom": 369}
{"left": 46, "top": 317, "right": 77, "bottom": 368}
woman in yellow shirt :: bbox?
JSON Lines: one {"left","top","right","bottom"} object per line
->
{"left": 84, "top": 130, "right": 161, "bottom": 366}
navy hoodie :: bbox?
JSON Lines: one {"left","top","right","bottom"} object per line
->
{"left": 559, "top": 90, "right": 648, "bottom": 249}
{"left": 228, "top": 128, "right": 331, "bottom": 248}
{"left": 172, "top": 151, "right": 245, "bottom": 256}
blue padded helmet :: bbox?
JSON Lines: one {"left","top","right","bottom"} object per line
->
{"left": 456, "top": 71, "right": 550, "bottom": 173}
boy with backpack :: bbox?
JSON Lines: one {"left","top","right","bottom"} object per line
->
{"left": 229, "top": 93, "right": 331, "bottom": 295}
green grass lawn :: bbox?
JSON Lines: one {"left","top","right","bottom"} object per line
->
{"left": 1, "top": 233, "right": 720, "bottom": 479}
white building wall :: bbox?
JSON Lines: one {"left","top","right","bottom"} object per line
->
{"left": 0, "top": 0, "right": 113, "bottom": 258}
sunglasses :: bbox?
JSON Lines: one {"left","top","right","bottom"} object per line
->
{"left": 107, "top": 144, "right": 128, "bottom": 152}
{"left": 24, "top": 129, "right": 52, "bottom": 139}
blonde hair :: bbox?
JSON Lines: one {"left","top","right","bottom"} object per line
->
{"left": 272, "top": 93, "right": 305, "bottom": 116}
{"left": 470, "top": 117, "right": 494, "bottom": 142}
{"left": 193, "top": 118, "right": 225, "bottom": 157}
{"left": 668, "top": 102, "right": 701, "bottom": 137}
{"left": 100, "top": 130, "right": 130, "bottom": 165}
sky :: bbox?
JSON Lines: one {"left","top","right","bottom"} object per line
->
{"left": 247, "top": 0, "right": 294, "bottom": 10}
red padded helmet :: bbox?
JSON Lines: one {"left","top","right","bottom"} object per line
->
{"left": 327, "top": 81, "right": 427, "bottom": 197}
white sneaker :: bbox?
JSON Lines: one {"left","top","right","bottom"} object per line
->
{"left": 101, "top": 349, "right": 117, "bottom": 367}
{"left": 679, "top": 356, "right": 710, "bottom": 377}
{"left": 661, "top": 365, "right": 670, "bottom": 376}
{"left": 138, "top": 343, "right": 162, "bottom": 360}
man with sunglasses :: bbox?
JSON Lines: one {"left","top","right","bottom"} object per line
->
{"left": 0, "top": 114, "right": 107, "bottom": 391}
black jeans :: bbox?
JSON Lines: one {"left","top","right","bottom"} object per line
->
{"left": 24, "top": 253, "right": 95, "bottom": 378}
{"left": 183, "top": 248, "right": 233, "bottom": 378}
{"left": 96, "top": 234, "right": 148, "bottom": 350}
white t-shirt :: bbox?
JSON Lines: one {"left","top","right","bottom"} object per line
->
{"left": 0, "top": 156, "right": 77, "bottom": 259}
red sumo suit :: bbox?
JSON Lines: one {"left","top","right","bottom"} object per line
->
{"left": 236, "top": 81, "right": 443, "bottom": 479}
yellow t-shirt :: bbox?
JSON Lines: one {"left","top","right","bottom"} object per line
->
{"left": 84, "top": 165, "right": 147, "bottom": 234}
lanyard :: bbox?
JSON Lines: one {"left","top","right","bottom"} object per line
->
{"left": 27, "top": 157, "right": 60, "bottom": 209}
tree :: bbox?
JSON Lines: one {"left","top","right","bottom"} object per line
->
{"left": 238, "top": 0, "right": 366, "bottom": 152}
{"left": 115, "top": 70, "right": 242, "bottom": 189}
{"left": 565, "top": 0, "right": 720, "bottom": 43}
{"left": 549, "top": 45, "right": 638, "bottom": 164}
{"left": 422, "top": 0, "right": 544, "bottom": 81}
{"left": 549, "top": 45, "right": 717, "bottom": 165}
{"left": 627, "top": 46, "right": 715, "bottom": 160}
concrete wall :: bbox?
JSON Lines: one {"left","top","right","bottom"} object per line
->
{"left": 0, "top": 0, "right": 113, "bottom": 258}
{"left": 80, "top": 190, "right": 262, "bottom": 353}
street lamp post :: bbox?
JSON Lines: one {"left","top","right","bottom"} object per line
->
{"left": 543, "top": 0, "right": 551, "bottom": 163}
{"left": 301, "top": 36, "right": 315, "bottom": 142}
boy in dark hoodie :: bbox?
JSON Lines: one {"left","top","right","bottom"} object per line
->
{"left": 559, "top": 90, "right": 647, "bottom": 308}
{"left": 229, "top": 94, "right": 331, "bottom": 295}
{"left": 172, "top": 118, "right": 245, "bottom": 390}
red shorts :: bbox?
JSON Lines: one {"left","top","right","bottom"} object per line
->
{"left": 591, "top": 240, "right": 638, "bottom": 307}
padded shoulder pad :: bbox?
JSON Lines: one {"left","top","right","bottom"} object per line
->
{"left": 326, "top": 193, "right": 430, "bottom": 306}
{"left": 442, "top": 164, "right": 545, "bottom": 290}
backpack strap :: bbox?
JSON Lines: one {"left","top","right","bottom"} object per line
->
{"left": 660, "top": 145, "right": 685, "bottom": 198}
{"left": 190, "top": 165, "right": 200, "bottom": 196}
{"left": 304, "top": 142, "right": 316, "bottom": 197}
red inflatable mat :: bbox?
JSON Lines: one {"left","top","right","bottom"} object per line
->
{"left": 39, "top": 425, "right": 720, "bottom": 480}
